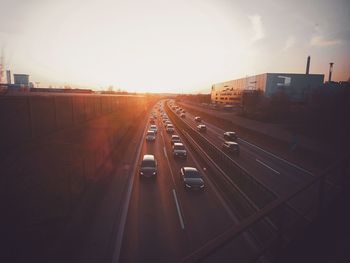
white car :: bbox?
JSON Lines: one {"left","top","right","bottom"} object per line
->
{"left": 194, "top": 116, "right": 202, "bottom": 122}
{"left": 166, "top": 124, "right": 175, "bottom": 133}
{"left": 149, "top": 125, "right": 158, "bottom": 134}
{"left": 171, "top": 135, "right": 181, "bottom": 145}
{"left": 146, "top": 130, "right": 156, "bottom": 141}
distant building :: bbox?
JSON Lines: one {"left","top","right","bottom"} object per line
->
{"left": 6, "top": 70, "right": 11, "bottom": 84}
{"left": 211, "top": 73, "right": 324, "bottom": 105}
{"left": 13, "top": 74, "right": 29, "bottom": 86}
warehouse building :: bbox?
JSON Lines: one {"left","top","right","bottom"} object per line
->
{"left": 13, "top": 74, "right": 30, "bottom": 86}
{"left": 211, "top": 73, "right": 324, "bottom": 105}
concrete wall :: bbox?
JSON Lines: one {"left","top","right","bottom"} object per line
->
{"left": 0, "top": 94, "right": 145, "bottom": 154}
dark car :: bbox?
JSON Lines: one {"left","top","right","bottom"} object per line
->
{"left": 194, "top": 116, "right": 201, "bottom": 122}
{"left": 139, "top": 155, "right": 157, "bottom": 178}
{"left": 222, "top": 141, "right": 240, "bottom": 156}
{"left": 223, "top": 131, "right": 237, "bottom": 142}
{"left": 180, "top": 167, "right": 204, "bottom": 190}
{"left": 197, "top": 124, "right": 207, "bottom": 132}
{"left": 173, "top": 142, "right": 187, "bottom": 159}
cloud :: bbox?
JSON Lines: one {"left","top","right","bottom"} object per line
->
{"left": 283, "top": 36, "right": 296, "bottom": 51}
{"left": 249, "top": 15, "right": 264, "bottom": 43}
{"left": 310, "top": 35, "right": 342, "bottom": 46}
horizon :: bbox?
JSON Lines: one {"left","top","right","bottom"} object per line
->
{"left": 0, "top": 0, "right": 349, "bottom": 93}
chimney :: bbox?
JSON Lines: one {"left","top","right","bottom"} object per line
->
{"left": 328, "top": 62, "right": 334, "bottom": 82}
{"left": 6, "top": 70, "right": 11, "bottom": 84}
{"left": 306, "top": 56, "right": 310, "bottom": 74}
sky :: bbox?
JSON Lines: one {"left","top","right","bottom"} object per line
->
{"left": 0, "top": 0, "right": 349, "bottom": 93}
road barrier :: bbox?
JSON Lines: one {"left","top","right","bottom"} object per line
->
{"left": 0, "top": 94, "right": 146, "bottom": 155}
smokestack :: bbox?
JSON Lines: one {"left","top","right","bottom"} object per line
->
{"left": 6, "top": 70, "right": 11, "bottom": 84}
{"left": 328, "top": 62, "right": 334, "bottom": 82}
{"left": 306, "top": 56, "right": 310, "bottom": 74}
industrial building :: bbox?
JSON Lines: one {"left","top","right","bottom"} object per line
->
{"left": 211, "top": 56, "right": 325, "bottom": 105}
{"left": 13, "top": 74, "right": 29, "bottom": 86}
{"left": 211, "top": 73, "right": 324, "bottom": 105}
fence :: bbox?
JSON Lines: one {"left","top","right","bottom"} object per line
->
{"left": 0, "top": 94, "right": 145, "bottom": 154}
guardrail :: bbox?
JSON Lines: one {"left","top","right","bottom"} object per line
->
{"left": 165, "top": 101, "right": 349, "bottom": 262}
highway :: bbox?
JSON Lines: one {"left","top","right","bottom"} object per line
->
{"left": 177, "top": 107, "right": 314, "bottom": 197}
{"left": 118, "top": 102, "right": 259, "bottom": 263}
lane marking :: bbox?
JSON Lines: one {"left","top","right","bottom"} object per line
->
{"left": 185, "top": 107, "right": 313, "bottom": 176}
{"left": 163, "top": 146, "right": 167, "bottom": 158}
{"left": 182, "top": 105, "right": 313, "bottom": 176}
{"left": 256, "top": 158, "right": 280, "bottom": 174}
{"left": 184, "top": 133, "right": 238, "bottom": 223}
{"left": 241, "top": 138, "right": 313, "bottom": 176}
{"left": 160, "top": 118, "right": 187, "bottom": 230}
{"left": 172, "top": 189, "right": 185, "bottom": 230}
{"left": 112, "top": 120, "right": 148, "bottom": 263}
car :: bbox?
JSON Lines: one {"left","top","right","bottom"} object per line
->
{"left": 166, "top": 124, "right": 175, "bottom": 133}
{"left": 197, "top": 124, "right": 207, "bottom": 132}
{"left": 194, "top": 116, "right": 201, "bottom": 122}
{"left": 139, "top": 155, "right": 157, "bottom": 178}
{"left": 180, "top": 167, "right": 204, "bottom": 190}
{"left": 223, "top": 131, "right": 237, "bottom": 142}
{"left": 222, "top": 141, "right": 240, "bottom": 155}
{"left": 180, "top": 113, "right": 185, "bottom": 118}
{"left": 171, "top": 135, "right": 181, "bottom": 145}
{"left": 146, "top": 130, "right": 156, "bottom": 141}
{"left": 173, "top": 142, "right": 187, "bottom": 159}
{"left": 149, "top": 124, "right": 158, "bottom": 134}
{"left": 149, "top": 118, "right": 155, "bottom": 124}
{"left": 165, "top": 120, "right": 172, "bottom": 126}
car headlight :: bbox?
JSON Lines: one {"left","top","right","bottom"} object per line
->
{"left": 175, "top": 153, "right": 178, "bottom": 155}
{"left": 185, "top": 184, "right": 192, "bottom": 188}
{"left": 200, "top": 184, "right": 205, "bottom": 188}
{"left": 153, "top": 172, "right": 156, "bottom": 175}
{"left": 140, "top": 172, "right": 144, "bottom": 175}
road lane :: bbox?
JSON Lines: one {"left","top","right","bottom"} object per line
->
{"left": 120, "top": 104, "right": 241, "bottom": 262}
{"left": 120, "top": 118, "right": 187, "bottom": 262}
{"left": 178, "top": 108, "right": 312, "bottom": 195}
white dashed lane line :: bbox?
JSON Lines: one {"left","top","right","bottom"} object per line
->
{"left": 256, "top": 158, "right": 280, "bottom": 174}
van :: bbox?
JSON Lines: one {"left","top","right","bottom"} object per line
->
{"left": 139, "top": 155, "right": 157, "bottom": 178}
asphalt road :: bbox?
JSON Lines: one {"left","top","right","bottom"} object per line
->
{"left": 115, "top": 100, "right": 318, "bottom": 262}
{"left": 178, "top": 109, "right": 314, "bottom": 197}
{"left": 118, "top": 102, "right": 259, "bottom": 262}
